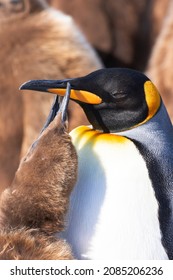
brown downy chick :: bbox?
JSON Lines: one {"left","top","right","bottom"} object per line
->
{"left": 0, "top": 229, "right": 73, "bottom": 260}
{"left": 49, "top": 0, "right": 169, "bottom": 70}
{"left": 146, "top": 0, "right": 173, "bottom": 122}
{"left": 0, "top": 85, "right": 77, "bottom": 259}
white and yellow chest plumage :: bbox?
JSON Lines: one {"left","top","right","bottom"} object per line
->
{"left": 62, "top": 126, "right": 167, "bottom": 260}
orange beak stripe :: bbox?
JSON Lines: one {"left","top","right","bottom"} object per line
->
{"left": 48, "top": 88, "right": 102, "bottom": 105}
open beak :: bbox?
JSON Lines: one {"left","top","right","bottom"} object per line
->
{"left": 27, "top": 82, "right": 71, "bottom": 153}
{"left": 20, "top": 79, "right": 102, "bottom": 105}
{"left": 40, "top": 82, "right": 71, "bottom": 133}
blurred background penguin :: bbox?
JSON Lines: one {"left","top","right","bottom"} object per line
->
{"left": 0, "top": 0, "right": 103, "bottom": 193}
{"left": 147, "top": 0, "right": 173, "bottom": 121}
{"left": 49, "top": 0, "right": 169, "bottom": 70}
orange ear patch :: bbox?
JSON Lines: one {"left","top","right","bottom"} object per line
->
{"left": 143, "top": 81, "right": 161, "bottom": 122}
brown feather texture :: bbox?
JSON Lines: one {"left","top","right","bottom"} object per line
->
{"left": 0, "top": 111, "right": 77, "bottom": 259}
{"left": 49, "top": 0, "right": 169, "bottom": 70}
{"left": 146, "top": 0, "right": 173, "bottom": 122}
{"left": 0, "top": 229, "right": 73, "bottom": 260}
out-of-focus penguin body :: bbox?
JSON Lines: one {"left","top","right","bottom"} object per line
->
{"left": 21, "top": 68, "right": 173, "bottom": 260}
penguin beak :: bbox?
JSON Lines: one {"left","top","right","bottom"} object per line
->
{"left": 40, "top": 82, "right": 71, "bottom": 133}
{"left": 20, "top": 79, "right": 102, "bottom": 105}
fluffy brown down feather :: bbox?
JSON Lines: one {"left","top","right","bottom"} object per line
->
{"left": 146, "top": 0, "right": 173, "bottom": 122}
{"left": 0, "top": 113, "right": 77, "bottom": 259}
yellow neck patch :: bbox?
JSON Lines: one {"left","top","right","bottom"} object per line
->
{"left": 70, "top": 126, "right": 128, "bottom": 149}
{"left": 140, "top": 81, "right": 161, "bottom": 125}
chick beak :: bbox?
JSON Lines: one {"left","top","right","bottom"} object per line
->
{"left": 24, "top": 82, "right": 71, "bottom": 154}
{"left": 41, "top": 82, "right": 71, "bottom": 133}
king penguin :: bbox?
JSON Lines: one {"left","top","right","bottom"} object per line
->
{"left": 21, "top": 68, "right": 173, "bottom": 260}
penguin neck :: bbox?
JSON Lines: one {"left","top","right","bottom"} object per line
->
{"left": 80, "top": 101, "right": 148, "bottom": 134}
{"left": 80, "top": 104, "right": 110, "bottom": 133}
{"left": 118, "top": 102, "right": 173, "bottom": 146}
{"left": 81, "top": 102, "right": 173, "bottom": 147}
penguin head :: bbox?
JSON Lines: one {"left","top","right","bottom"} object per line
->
{"left": 20, "top": 68, "right": 161, "bottom": 133}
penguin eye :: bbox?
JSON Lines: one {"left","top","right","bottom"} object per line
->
{"left": 111, "top": 91, "right": 128, "bottom": 103}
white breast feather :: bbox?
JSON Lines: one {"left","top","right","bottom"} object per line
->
{"left": 62, "top": 132, "right": 168, "bottom": 260}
